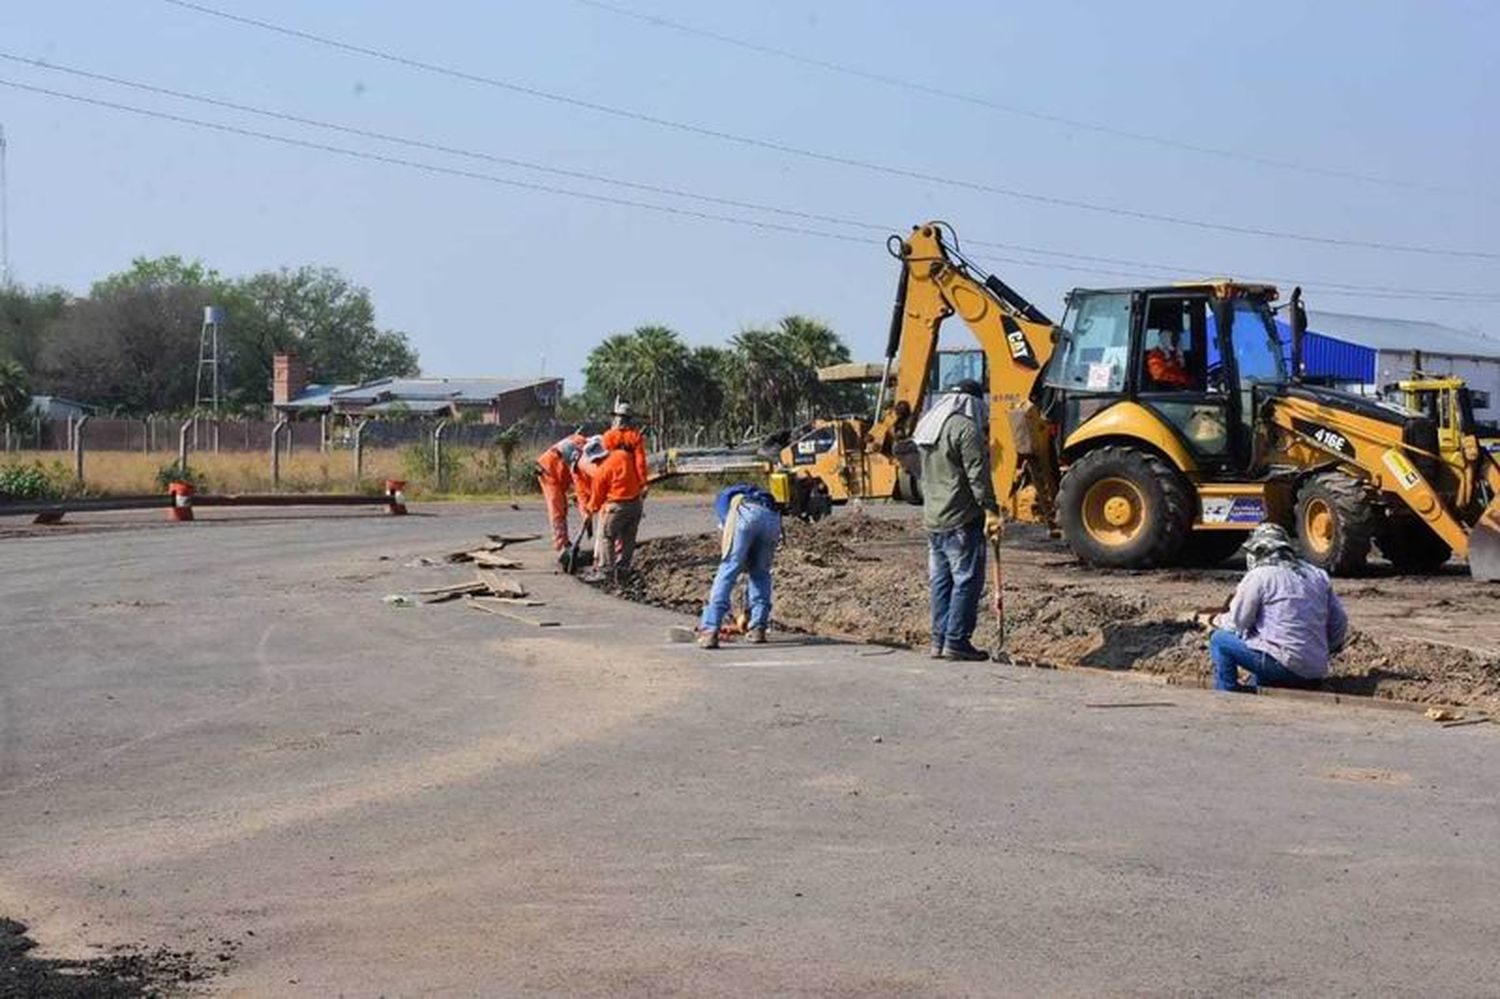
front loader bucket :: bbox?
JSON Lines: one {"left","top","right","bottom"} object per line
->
{"left": 1469, "top": 497, "right": 1500, "bottom": 582}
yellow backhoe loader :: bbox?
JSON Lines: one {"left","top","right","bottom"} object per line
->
{"left": 765, "top": 222, "right": 1500, "bottom": 580}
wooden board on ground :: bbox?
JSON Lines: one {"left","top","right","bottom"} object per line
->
{"left": 468, "top": 550, "right": 524, "bottom": 569}
{"left": 475, "top": 570, "right": 529, "bottom": 599}
{"left": 466, "top": 597, "right": 560, "bottom": 627}
{"left": 417, "top": 580, "right": 490, "bottom": 603}
{"left": 487, "top": 533, "right": 543, "bottom": 548}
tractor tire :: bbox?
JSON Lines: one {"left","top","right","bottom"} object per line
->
{"left": 1059, "top": 445, "right": 1192, "bottom": 568}
{"left": 1294, "top": 472, "right": 1376, "bottom": 575}
{"left": 1179, "top": 531, "right": 1246, "bottom": 567}
{"left": 1375, "top": 521, "right": 1452, "bottom": 573}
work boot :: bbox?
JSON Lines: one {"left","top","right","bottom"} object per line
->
{"left": 747, "top": 627, "right": 767, "bottom": 644}
{"left": 697, "top": 629, "right": 720, "bottom": 650}
{"left": 943, "top": 641, "right": 990, "bottom": 662}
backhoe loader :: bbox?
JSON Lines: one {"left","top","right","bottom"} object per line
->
{"left": 764, "top": 222, "right": 1500, "bottom": 580}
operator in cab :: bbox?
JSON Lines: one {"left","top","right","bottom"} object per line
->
{"left": 1208, "top": 524, "right": 1348, "bottom": 692}
{"left": 914, "top": 379, "right": 1002, "bottom": 662}
{"left": 1145, "top": 328, "right": 1194, "bottom": 390}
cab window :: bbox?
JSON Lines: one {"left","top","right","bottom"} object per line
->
{"left": 1140, "top": 295, "right": 1210, "bottom": 393}
{"left": 1048, "top": 292, "right": 1130, "bottom": 393}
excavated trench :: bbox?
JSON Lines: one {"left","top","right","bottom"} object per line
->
{"left": 603, "top": 512, "right": 1500, "bottom": 713}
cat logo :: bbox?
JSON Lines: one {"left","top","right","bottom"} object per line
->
{"left": 1292, "top": 418, "right": 1356, "bottom": 458}
{"left": 1000, "top": 315, "right": 1038, "bottom": 369}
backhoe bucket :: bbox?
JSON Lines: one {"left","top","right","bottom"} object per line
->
{"left": 1469, "top": 497, "right": 1500, "bottom": 582}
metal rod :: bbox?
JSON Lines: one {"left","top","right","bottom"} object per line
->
{"left": 178, "top": 418, "right": 193, "bottom": 472}
{"left": 433, "top": 418, "right": 450, "bottom": 493}
{"left": 72, "top": 414, "right": 89, "bottom": 484}
{"left": 270, "top": 418, "right": 289, "bottom": 490}
{"left": 353, "top": 418, "right": 369, "bottom": 482}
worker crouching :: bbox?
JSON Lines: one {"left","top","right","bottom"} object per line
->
{"left": 582, "top": 434, "right": 646, "bottom": 580}
{"left": 697, "top": 483, "right": 782, "bottom": 649}
{"left": 1209, "top": 523, "right": 1348, "bottom": 691}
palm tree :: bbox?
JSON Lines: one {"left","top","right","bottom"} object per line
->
{"left": 775, "top": 315, "right": 852, "bottom": 420}
{"left": 626, "top": 325, "right": 688, "bottom": 443}
{"left": 681, "top": 346, "right": 731, "bottom": 443}
{"left": 731, "top": 328, "right": 804, "bottom": 432}
{"left": 584, "top": 333, "right": 645, "bottom": 409}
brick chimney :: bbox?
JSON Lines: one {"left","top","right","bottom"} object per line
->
{"left": 273, "top": 351, "right": 308, "bottom": 406}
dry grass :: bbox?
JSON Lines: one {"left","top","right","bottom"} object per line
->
{"left": 2, "top": 448, "right": 529, "bottom": 498}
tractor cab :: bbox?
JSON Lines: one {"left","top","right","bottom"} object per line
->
{"left": 1043, "top": 281, "right": 1286, "bottom": 478}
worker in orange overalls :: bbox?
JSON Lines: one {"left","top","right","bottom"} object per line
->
{"left": 535, "top": 431, "right": 587, "bottom": 551}
{"left": 573, "top": 435, "right": 607, "bottom": 564}
{"left": 603, "top": 399, "right": 650, "bottom": 486}
{"left": 1145, "top": 329, "right": 1195, "bottom": 390}
{"left": 582, "top": 434, "right": 646, "bottom": 580}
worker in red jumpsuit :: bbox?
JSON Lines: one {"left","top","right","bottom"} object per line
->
{"left": 535, "top": 432, "right": 586, "bottom": 551}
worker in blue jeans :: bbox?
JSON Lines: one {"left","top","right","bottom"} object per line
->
{"left": 697, "top": 483, "right": 782, "bottom": 649}
{"left": 915, "top": 380, "right": 1002, "bottom": 661}
{"left": 1209, "top": 523, "right": 1347, "bottom": 691}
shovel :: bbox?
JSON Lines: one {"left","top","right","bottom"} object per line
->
{"left": 560, "top": 518, "right": 591, "bottom": 576}
{"left": 989, "top": 532, "right": 1006, "bottom": 661}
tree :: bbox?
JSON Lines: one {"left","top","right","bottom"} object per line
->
{"left": 774, "top": 314, "right": 865, "bottom": 420}
{"left": 223, "top": 266, "right": 418, "bottom": 402}
{"left": 0, "top": 358, "right": 30, "bottom": 427}
{"left": 39, "top": 258, "right": 218, "bottom": 413}
{"left": 580, "top": 325, "right": 692, "bottom": 442}
{"left": 679, "top": 345, "right": 731, "bottom": 442}
{"left": 575, "top": 316, "right": 862, "bottom": 444}
{"left": 0, "top": 284, "right": 68, "bottom": 376}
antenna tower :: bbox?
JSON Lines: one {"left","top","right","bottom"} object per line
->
{"left": 0, "top": 124, "right": 10, "bottom": 286}
{"left": 195, "top": 305, "right": 225, "bottom": 450}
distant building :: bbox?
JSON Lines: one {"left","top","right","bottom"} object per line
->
{"left": 271, "top": 352, "right": 562, "bottom": 424}
{"left": 28, "top": 395, "right": 90, "bottom": 420}
{"left": 1298, "top": 312, "right": 1500, "bottom": 421}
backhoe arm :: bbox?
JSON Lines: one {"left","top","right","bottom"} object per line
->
{"left": 874, "top": 223, "right": 1060, "bottom": 522}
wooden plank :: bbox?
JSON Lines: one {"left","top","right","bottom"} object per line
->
{"left": 466, "top": 597, "right": 560, "bottom": 626}
{"left": 475, "top": 570, "right": 528, "bottom": 598}
{"left": 471, "top": 595, "right": 546, "bottom": 607}
{"left": 468, "top": 551, "right": 524, "bottom": 569}
{"left": 486, "top": 532, "right": 543, "bottom": 548}
{"left": 414, "top": 580, "right": 490, "bottom": 597}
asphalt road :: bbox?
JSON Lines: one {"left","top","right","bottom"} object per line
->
{"left": 2, "top": 498, "right": 1498, "bottom": 996}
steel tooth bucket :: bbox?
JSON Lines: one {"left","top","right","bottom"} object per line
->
{"left": 1469, "top": 497, "right": 1500, "bottom": 582}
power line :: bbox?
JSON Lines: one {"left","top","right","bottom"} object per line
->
{"left": 154, "top": 0, "right": 1500, "bottom": 261}
{"left": 570, "top": 0, "right": 1484, "bottom": 201}
{"left": 0, "top": 77, "right": 875, "bottom": 246}
{"left": 9, "top": 52, "right": 1497, "bottom": 303}
{"left": 0, "top": 51, "right": 887, "bottom": 238}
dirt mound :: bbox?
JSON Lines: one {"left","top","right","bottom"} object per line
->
{"left": 608, "top": 512, "right": 1500, "bottom": 712}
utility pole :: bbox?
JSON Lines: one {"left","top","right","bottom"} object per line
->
{"left": 0, "top": 124, "right": 10, "bottom": 287}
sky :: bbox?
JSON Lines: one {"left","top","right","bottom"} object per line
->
{"left": 1, "top": 0, "right": 1496, "bottom": 392}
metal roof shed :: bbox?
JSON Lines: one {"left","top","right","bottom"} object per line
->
{"left": 1299, "top": 311, "right": 1500, "bottom": 420}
